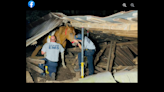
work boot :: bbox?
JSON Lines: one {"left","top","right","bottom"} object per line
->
{"left": 51, "top": 72, "right": 56, "bottom": 80}
{"left": 74, "top": 68, "right": 81, "bottom": 72}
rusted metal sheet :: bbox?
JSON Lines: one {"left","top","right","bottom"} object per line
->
{"left": 26, "top": 12, "right": 63, "bottom": 47}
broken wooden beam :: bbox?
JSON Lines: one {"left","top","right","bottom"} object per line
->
{"left": 119, "top": 46, "right": 134, "bottom": 60}
{"left": 66, "top": 64, "right": 76, "bottom": 73}
{"left": 68, "top": 52, "right": 74, "bottom": 57}
{"left": 26, "top": 71, "right": 34, "bottom": 83}
{"left": 108, "top": 40, "right": 116, "bottom": 72}
{"left": 72, "top": 55, "right": 78, "bottom": 65}
{"left": 116, "top": 41, "right": 137, "bottom": 46}
{"left": 118, "top": 47, "right": 133, "bottom": 61}
{"left": 116, "top": 50, "right": 133, "bottom": 65}
{"left": 106, "top": 41, "right": 113, "bottom": 71}
{"left": 115, "top": 54, "right": 129, "bottom": 66}
{"left": 26, "top": 61, "right": 43, "bottom": 73}
{"left": 127, "top": 44, "right": 138, "bottom": 55}
{"left": 116, "top": 47, "right": 135, "bottom": 65}
{"left": 94, "top": 42, "right": 107, "bottom": 65}
{"left": 114, "top": 56, "right": 127, "bottom": 66}
{"left": 133, "top": 56, "right": 138, "bottom": 64}
{"left": 95, "top": 66, "right": 105, "bottom": 72}
{"left": 31, "top": 45, "right": 42, "bottom": 58}
{"left": 26, "top": 57, "right": 45, "bottom": 65}
{"left": 30, "top": 56, "right": 45, "bottom": 59}
{"left": 66, "top": 47, "right": 81, "bottom": 53}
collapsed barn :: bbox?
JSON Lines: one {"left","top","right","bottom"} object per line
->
{"left": 26, "top": 10, "right": 138, "bottom": 83}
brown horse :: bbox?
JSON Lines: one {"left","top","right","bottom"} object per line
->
{"left": 31, "top": 25, "right": 76, "bottom": 68}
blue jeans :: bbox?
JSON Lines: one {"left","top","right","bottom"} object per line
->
{"left": 38, "top": 58, "right": 58, "bottom": 77}
{"left": 78, "top": 50, "right": 95, "bottom": 75}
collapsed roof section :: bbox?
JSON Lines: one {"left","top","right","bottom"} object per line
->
{"left": 26, "top": 12, "right": 65, "bottom": 47}
{"left": 51, "top": 10, "right": 138, "bottom": 38}
{"left": 26, "top": 10, "right": 138, "bottom": 47}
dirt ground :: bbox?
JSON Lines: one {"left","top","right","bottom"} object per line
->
{"left": 26, "top": 46, "right": 76, "bottom": 82}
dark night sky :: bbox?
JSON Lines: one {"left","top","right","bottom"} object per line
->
{"left": 26, "top": 10, "right": 123, "bottom": 24}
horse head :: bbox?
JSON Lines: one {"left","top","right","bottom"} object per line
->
{"left": 64, "top": 25, "right": 77, "bottom": 46}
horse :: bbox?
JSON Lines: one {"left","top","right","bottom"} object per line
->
{"left": 31, "top": 25, "right": 76, "bottom": 68}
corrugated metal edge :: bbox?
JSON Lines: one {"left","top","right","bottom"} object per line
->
{"left": 26, "top": 18, "right": 63, "bottom": 47}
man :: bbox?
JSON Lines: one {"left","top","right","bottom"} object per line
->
{"left": 73, "top": 34, "right": 96, "bottom": 75}
{"left": 38, "top": 36, "right": 64, "bottom": 80}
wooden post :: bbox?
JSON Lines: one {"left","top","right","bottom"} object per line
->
{"left": 94, "top": 42, "right": 107, "bottom": 66}
{"left": 106, "top": 40, "right": 113, "bottom": 71}
{"left": 108, "top": 40, "right": 116, "bottom": 72}
{"left": 26, "top": 57, "right": 45, "bottom": 65}
{"left": 106, "top": 35, "right": 116, "bottom": 72}
{"left": 31, "top": 45, "right": 42, "bottom": 58}
{"left": 26, "top": 61, "right": 43, "bottom": 73}
{"left": 26, "top": 71, "right": 34, "bottom": 83}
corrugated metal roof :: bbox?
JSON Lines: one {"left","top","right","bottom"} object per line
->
{"left": 54, "top": 10, "right": 138, "bottom": 38}
{"left": 26, "top": 12, "right": 63, "bottom": 47}
{"left": 59, "top": 10, "right": 137, "bottom": 23}
{"left": 101, "top": 10, "right": 137, "bottom": 23}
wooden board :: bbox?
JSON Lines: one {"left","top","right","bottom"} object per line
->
{"left": 133, "top": 56, "right": 138, "bottom": 64}
{"left": 116, "top": 48, "right": 134, "bottom": 65}
{"left": 95, "top": 66, "right": 105, "bottom": 72}
{"left": 120, "top": 46, "right": 134, "bottom": 60}
{"left": 94, "top": 42, "right": 107, "bottom": 65}
{"left": 30, "top": 56, "right": 45, "bottom": 59}
{"left": 127, "top": 44, "right": 138, "bottom": 55}
{"left": 96, "top": 61, "right": 107, "bottom": 68}
{"left": 116, "top": 41, "right": 137, "bottom": 46}
{"left": 106, "top": 40, "right": 116, "bottom": 72}
{"left": 26, "top": 61, "right": 43, "bottom": 73}
{"left": 72, "top": 55, "right": 78, "bottom": 65}
{"left": 26, "top": 57, "right": 45, "bottom": 65}
{"left": 26, "top": 71, "right": 34, "bottom": 83}
{"left": 67, "top": 64, "right": 76, "bottom": 73}
{"left": 66, "top": 47, "right": 81, "bottom": 53}
{"left": 116, "top": 47, "right": 134, "bottom": 64}
{"left": 115, "top": 54, "right": 129, "bottom": 66}
{"left": 114, "top": 57, "right": 126, "bottom": 66}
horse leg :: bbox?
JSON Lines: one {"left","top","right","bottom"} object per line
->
{"left": 61, "top": 41, "right": 67, "bottom": 69}
{"left": 61, "top": 52, "right": 66, "bottom": 68}
{"left": 31, "top": 45, "right": 42, "bottom": 58}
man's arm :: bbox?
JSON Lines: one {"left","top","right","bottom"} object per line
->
{"left": 77, "top": 43, "right": 82, "bottom": 49}
{"left": 41, "top": 44, "right": 47, "bottom": 55}
{"left": 77, "top": 40, "right": 82, "bottom": 42}
{"left": 41, "top": 51, "right": 46, "bottom": 55}
{"left": 73, "top": 39, "right": 82, "bottom": 49}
